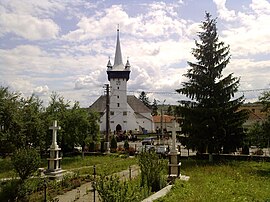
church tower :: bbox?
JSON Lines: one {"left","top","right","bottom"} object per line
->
{"left": 107, "top": 28, "right": 130, "bottom": 133}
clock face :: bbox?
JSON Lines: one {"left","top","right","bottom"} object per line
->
{"left": 116, "top": 80, "right": 121, "bottom": 85}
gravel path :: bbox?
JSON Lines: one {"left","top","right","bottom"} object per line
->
{"left": 54, "top": 165, "right": 140, "bottom": 202}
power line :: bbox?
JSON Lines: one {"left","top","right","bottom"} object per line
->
{"left": 127, "top": 88, "right": 270, "bottom": 95}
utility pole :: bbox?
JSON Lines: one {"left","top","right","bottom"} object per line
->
{"left": 160, "top": 99, "right": 166, "bottom": 138}
{"left": 161, "top": 107, "right": 163, "bottom": 138}
{"left": 105, "top": 84, "right": 110, "bottom": 152}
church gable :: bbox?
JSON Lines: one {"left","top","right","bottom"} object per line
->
{"left": 127, "top": 95, "right": 152, "bottom": 113}
{"left": 89, "top": 95, "right": 106, "bottom": 113}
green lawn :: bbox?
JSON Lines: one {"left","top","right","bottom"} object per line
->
{"left": 0, "top": 154, "right": 137, "bottom": 178}
{"left": 157, "top": 160, "right": 270, "bottom": 202}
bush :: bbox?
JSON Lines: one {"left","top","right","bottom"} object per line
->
{"left": 124, "top": 140, "right": 129, "bottom": 151}
{"left": 100, "top": 140, "right": 105, "bottom": 153}
{"left": 0, "top": 179, "right": 20, "bottom": 201}
{"left": 110, "top": 136, "right": 117, "bottom": 153}
{"left": 242, "top": 145, "right": 250, "bottom": 155}
{"left": 138, "top": 150, "right": 167, "bottom": 192}
{"left": 0, "top": 178, "right": 44, "bottom": 202}
{"left": 94, "top": 175, "right": 141, "bottom": 202}
{"left": 11, "top": 147, "right": 41, "bottom": 182}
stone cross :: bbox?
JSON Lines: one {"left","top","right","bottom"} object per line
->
{"left": 49, "top": 120, "right": 61, "bottom": 147}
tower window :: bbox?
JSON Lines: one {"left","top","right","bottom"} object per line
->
{"left": 110, "top": 111, "right": 114, "bottom": 115}
{"left": 117, "top": 95, "right": 119, "bottom": 99}
{"left": 123, "top": 111, "right": 127, "bottom": 116}
{"left": 117, "top": 103, "right": 120, "bottom": 107}
{"left": 117, "top": 87, "right": 119, "bottom": 89}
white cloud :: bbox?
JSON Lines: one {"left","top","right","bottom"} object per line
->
{"left": 0, "top": 12, "right": 59, "bottom": 40}
{"left": 62, "top": 5, "right": 132, "bottom": 41}
{"left": 74, "top": 70, "right": 104, "bottom": 90}
{"left": 63, "top": 2, "right": 187, "bottom": 42}
{"left": 250, "top": 0, "right": 270, "bottom": 15}
{"left": 0, "top": 0, "right": 65, "bottom": 17}
{"left": 213, "top": 0, "right": 236, "bottom": 21}
{"left": 1, "top": 0, "right": 270, "bottom": 106}
{"left": 215, "top": 0, "right": 270, "bottom": 57}
{"left": 33, "top": 85, "right": 49, "bottom": 96}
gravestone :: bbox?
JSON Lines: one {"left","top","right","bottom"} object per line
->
{"left": 168, "top": 120, "right": 190, "bottom": 181}
{"left": 45, "top": 120, "right": 65, "bottom": 179}
{"left": 168, "top": 120, "right": 181, "bottom": 180}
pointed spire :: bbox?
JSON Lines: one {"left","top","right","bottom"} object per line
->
{"left": 107, "top": 56, "right": 112, "bottom": 69}
{"left": 113, "top": 26, "right": 123, "bottom": 67}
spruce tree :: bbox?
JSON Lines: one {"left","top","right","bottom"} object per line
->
{"left": 139, "top": 91, "right": 151, "bottom": 109}
{"left": 152, "top": 99, "right": 158, "bottom": 116}
{"left": 176, "top": 13, "right": 248, "bottom": 154}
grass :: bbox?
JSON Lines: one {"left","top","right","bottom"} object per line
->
{"left": 0, "top": 154, "right": 137, "bottom": 179}
{"left": 62, "top": 154, "right": 137, "bottom": 175}
{"left": 156, "top": 159, "right": 270, "bottom": 202}
{"left": 1, "top": 154, "right": 138, "bottom": 202}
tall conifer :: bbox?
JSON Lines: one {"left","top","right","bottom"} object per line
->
{"left": 176, "top": 13, "right": 248, "bottom": 154}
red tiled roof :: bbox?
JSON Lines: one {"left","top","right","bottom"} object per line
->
{"left": 152, "top": 115, "right": 175, "bottom": 123}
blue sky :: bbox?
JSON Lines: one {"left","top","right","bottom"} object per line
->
{"left": 0, "top": 0, "right": 270, "bottom": 107}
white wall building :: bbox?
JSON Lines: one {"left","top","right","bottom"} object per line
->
{"left": 89, "top": 29, "right": 153, "bottom": 134}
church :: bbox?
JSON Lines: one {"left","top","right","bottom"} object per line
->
{"left": 89, "top": 29, "right": 154, "bottom": 135}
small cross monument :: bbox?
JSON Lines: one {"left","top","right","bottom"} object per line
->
{"left": 168, "top": 119, "right": 181, "bottom": 180}
{"left": 45, "top": 120, "right": 65, "bottom": 178}
{"left": 50, "top": 120, "right": 61, "bottom": 149}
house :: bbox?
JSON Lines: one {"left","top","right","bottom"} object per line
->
{"left": 89, "top": 29, "right": 153, "bottom": 134}
{"left": 153, "top": 115, "right": 181, "bottom": 134}
{"left": 239, "top": 103, "right": 268, "bottom": 128}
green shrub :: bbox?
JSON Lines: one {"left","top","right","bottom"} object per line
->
{"left": 124, "top": 140, "right": 129, "bottom": 151}
{"left": 11, "top": 147, "right": 41, "bottom": 182}
{"left": 138, "top": 150, "right": 167, "bottom": 192}
{"left": 110, "top": 136, "right": 117, "bottom": 153}
{"left": 100, "top": 140, "right": 105, "bottom": 152}
{"left": 0, "top": 179, "right": 20, "bottom": 201}
{"left": 89, "top": 142, "right": 95, "bottom": 152}
{"left": 0, "top": 178, "right": 43, "bottom": 202}
{"left": 94, "top": 175, "right": 141, "bottom": 202}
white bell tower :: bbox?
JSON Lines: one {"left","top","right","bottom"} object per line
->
{"left": 107, "top": 28, "right": 130, "bottom": 133}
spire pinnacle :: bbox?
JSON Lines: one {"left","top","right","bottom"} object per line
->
{"left": 113, "top": 26, "right": 123, "bottom": 67}
{"left": 125, "top": 57, "right": 130, "bottom": 70}
{"left": 107, "top": 56, "right": 112, "bottom": 69}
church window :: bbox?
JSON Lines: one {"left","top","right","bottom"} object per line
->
{"left": 117, "top": 87, "right": 119, "bottom": 89}
{"left": 110, "top": 111, "right": 114, "bottom": 115}
{"left": 111, "top": 121, "right": 114, "bottom": 123}
{"left": 117, "top": 95, "right": 119, "bottom": 99}
{"left": 123, "top": 121, "right": 127, "bottom": 123}
{"left": 123, "top": 111, "right": 127, "bottom": 116}
{"left": 117, "top": 103, "right": 120, "bottom": 107}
